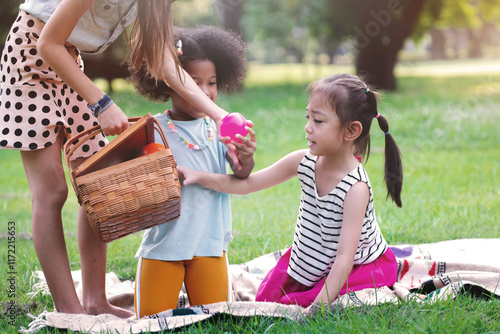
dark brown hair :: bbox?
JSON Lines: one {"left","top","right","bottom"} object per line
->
{"left": 308, "top": 73, "right": 403, "bottom": 207}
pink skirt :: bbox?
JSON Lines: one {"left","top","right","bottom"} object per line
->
{"left": 255, "top": 246, "right": 398, "bottom": 307}
{"left": 0, "top": 11, "right": 107, "bottom": 159}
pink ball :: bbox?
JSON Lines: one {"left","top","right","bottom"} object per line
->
{"left": 220, "top": 113, "right": 249, "bottom": 142}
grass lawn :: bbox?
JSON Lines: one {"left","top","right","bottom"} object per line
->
{"left": 1, "top": 58, "right": 499, "bottom": 333}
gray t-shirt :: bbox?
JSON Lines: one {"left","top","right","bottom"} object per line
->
{"left": 19, "top": 0, "right": 137, "bottom": 54}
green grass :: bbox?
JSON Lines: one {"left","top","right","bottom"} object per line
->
{"left": 1, "top": 58, "right": 500, "bottom": 333}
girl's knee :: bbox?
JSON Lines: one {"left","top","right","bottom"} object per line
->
{"left": 21, "top": 146, "right": 70, "bottom": 209}
{"left": 31, "top": 178, "right": 68, "bottom": 209}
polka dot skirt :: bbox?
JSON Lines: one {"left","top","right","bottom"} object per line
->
{"left": 0, "top": 11, "right": 107, "bottom": 159}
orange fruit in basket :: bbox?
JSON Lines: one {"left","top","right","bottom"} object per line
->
{"left": 139, "top": 143, "right": 166, "bottom": 156}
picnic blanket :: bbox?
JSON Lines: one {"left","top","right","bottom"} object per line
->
{"left": 20, "top": 238, "right": 500, "bottom": 333}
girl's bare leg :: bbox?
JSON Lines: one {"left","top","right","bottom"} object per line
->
{"left": 72, "top": 159, "right": 134, "bottom": 318}
{"left": 21, "top": 137, "right": 85, "bottom": 314}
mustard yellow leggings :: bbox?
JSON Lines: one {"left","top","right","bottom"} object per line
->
{"left": 134, "top": 253, "right": 231, "bottom": 318}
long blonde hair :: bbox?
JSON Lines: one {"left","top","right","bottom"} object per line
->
{"left": 128, "top": 0, "right": 181, "bottom": 81}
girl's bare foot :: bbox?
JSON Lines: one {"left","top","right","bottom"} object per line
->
{"left": 84, "top": 301, "right": 134, "bottom": 318}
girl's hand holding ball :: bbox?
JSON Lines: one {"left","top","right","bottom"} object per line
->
{"left": 219, "top": 113, "right": 249, "bottom": 143}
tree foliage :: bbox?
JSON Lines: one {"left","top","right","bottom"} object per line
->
{"left": 173, "top": 0, "right": 218, "bottom": 27}
{"left": 413, "top": 0, "right": 500, "bottom": 59}
{"left": 243, "top": 0, "right": 312, "bottom": 62}
{"left": 414, "top": 0, "right": 500, "bottom": 39}
{"left": 243, "top": 0, "right": 426, "bottom": 90}
{"left": 3, "top": 1, "right": 499, "bottom": 91}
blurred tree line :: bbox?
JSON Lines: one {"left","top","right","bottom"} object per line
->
{"left": 1, "top": 0, "right": 500, "bottom": 91}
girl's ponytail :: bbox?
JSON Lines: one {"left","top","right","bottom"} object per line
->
{"left": 375, "top": 114, "right": 403, "bottom": 207}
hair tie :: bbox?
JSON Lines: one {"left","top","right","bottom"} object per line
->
{"left": 375, "top": 113, "right": 381, "bottom": 119}
{"left": 176, "top": 40, "right": 183, "bottom": 56}
{"left": 365, "top": 88, "right": 370, "bottom": 93}
{"left": 384, "top": 131, "right": 390, "bottom": 136}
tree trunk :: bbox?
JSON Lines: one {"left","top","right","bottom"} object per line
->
{"left": 81, "top": 40, "right": 128, "bottom": 93}
{"left": 430, "top": 28, "right": 447, "bottom": 60}
{"left": 215, "top": 0, "right": 245, "bottom": 38}
{"left": 0, "top": 2, "right": 20, "bottom": 51}
{"left": 467, "top": 29, "right": 483, "bottom": 59}
{"left": 354, "top": 0, "right": 425, "bottom": 91}
{"left": 82, "top": 54, "right": 129, "bottom": 93}
{"left": 356, "top": 45, "right": 399, "bottom": 91}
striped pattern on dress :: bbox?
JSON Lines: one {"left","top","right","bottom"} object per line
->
{"left": 287, "top": 153, "right": 388, "bottom": 287}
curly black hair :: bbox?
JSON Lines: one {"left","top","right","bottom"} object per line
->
{"left": 128, "top": 25, "right": 246, "bottom": 102}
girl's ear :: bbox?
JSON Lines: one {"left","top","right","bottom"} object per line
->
{"left": 344, "top": 121, "right": 362, "bottom": 141}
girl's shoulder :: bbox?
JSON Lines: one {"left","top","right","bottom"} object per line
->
{"left": 347, "top": 164, "right": 370, "bottom": 184}
{"left": 269, "top": 149, "right": 308, "bottom": 177}
{"left": 296, "top": 150, "right": 316, "bottom": 169}
{"left": 283, "top": 149, "right": 310, "bottom": 166}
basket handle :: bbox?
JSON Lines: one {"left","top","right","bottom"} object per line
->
{"left": 63, "top": 116, "right": 170, "bottom": 199}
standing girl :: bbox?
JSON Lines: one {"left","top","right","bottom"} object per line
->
{"left": 178, "top": 73, "right": 403, "bottom": 308}
{"left": 0, "top": 1, "right": 233, "bottom": 317}
{"left": 128, "top": 26, "right": 256, "bottom": 317}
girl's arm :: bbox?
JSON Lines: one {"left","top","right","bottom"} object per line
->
{"left": 37, "top": 0, "right": 129, "bottom": 136}
{"left": 312, "top": 181, "right": 370, "bottom": 305}
{"left": 177, "top": 149, "right": 308, "bottom": 195}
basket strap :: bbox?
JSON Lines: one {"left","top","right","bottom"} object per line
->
{"left": 63, "top": 117, "right": 143, "bottom": 172}
{"left": 63, "top": 125, "right": 104, "bottom": 200}
{"left": 151, "top": 117, "right": 170, "bottom": 150}
{"left": 63, "top": 117, "right": 140, "bottom": 197}
{"left": 63, "top": 116, "right": 171, "bottom": 199}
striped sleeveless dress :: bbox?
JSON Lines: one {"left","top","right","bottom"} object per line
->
{"left": 288, "top": 153, "right": 388, "bottom": 286}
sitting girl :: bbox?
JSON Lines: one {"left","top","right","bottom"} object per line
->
{"left": 178, "top": 73, "right": 403, "bottom": 308}
{"left": 128, "top": 26, "right": 256, "bottom": 317}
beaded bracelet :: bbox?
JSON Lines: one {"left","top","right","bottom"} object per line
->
{"left": 87, "top": 93, "right": 114, "bottom": 118}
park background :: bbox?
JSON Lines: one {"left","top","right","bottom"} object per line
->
{"left": 1, "top": 0, "right": 500, "bottom": 332}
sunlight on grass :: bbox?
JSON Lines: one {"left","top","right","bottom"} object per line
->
{"left": 98, "top": 58, "right": 500, "bottom": 93}
{"left": 395, "top": 58, "right": 500, "bottom": 77}
{"left": 245, "top": 62, "right": 354, "bottom": 86}
{"left": 471, "top": 81, "right": 500, "bottom": 96}
{"left": 244, "top": 58, "right": 500, "bottom": 87}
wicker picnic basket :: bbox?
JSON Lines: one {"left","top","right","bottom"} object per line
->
{"left": 64, "top": 114, "right": 181, "bottom": 243}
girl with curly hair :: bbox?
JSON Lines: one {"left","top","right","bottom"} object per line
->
{"left": 129, "top": 26, "right": 256, "bottom": 317}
